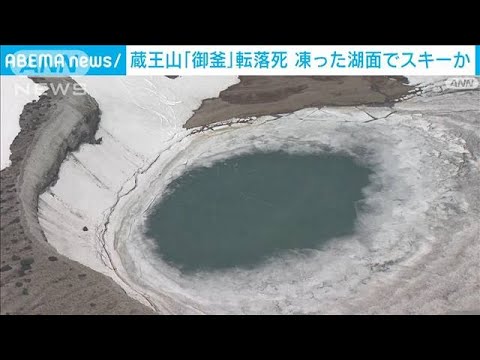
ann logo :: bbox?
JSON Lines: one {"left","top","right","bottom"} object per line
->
{"left": 445, "top": 77, "right": 479, "bottom": 90}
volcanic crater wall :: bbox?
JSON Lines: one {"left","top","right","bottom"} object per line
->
{"left": 0, "top": 77, "right": 153, "bottom": 314}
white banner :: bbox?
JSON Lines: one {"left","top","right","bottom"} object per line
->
{"left": 126, "top": 45, "right": 477, "bottom": 76}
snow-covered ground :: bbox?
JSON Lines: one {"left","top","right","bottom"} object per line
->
{"left": 1, "top": 77, "right": 46, "bottom": 169}
{"left": 37, "top": 76, "right": 480, "bottom": 314}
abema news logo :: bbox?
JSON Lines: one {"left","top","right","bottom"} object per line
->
{"left": 0, "top": 45, "right": 126, "bottom": 76}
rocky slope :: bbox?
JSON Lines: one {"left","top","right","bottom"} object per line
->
{"left": 0, "top": 77, "right": 153, "bottom": 314}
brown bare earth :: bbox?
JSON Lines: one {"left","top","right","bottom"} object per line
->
{"left": 185, "top": 76, "right": 413, "bottom": 128}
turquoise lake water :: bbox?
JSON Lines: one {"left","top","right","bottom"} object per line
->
{"left": 145, "top": 151, "right": 372, "bottom": 272}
